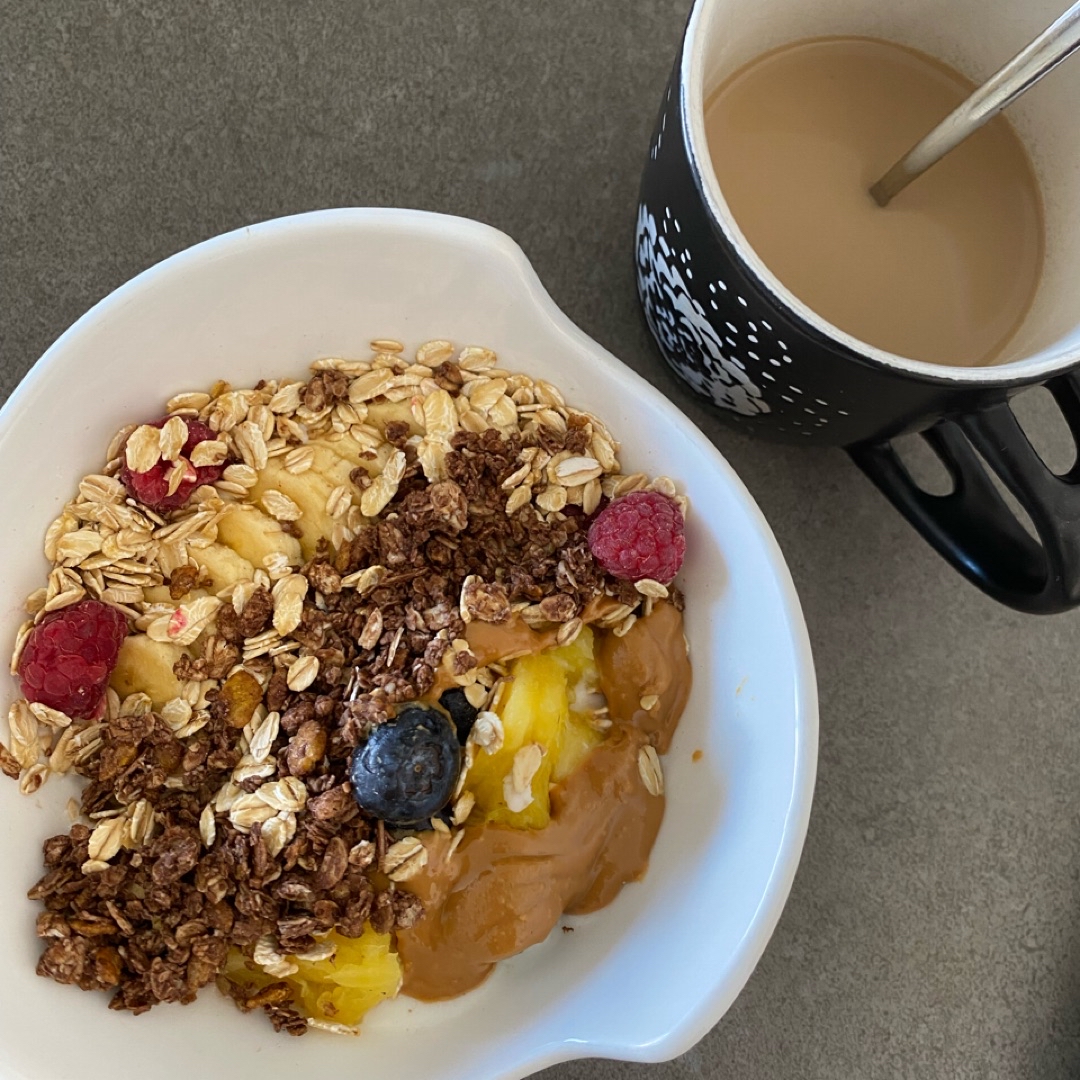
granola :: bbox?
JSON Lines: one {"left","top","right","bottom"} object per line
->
{"left": 3, "top": 339, "right": 690, "bottom": 1035}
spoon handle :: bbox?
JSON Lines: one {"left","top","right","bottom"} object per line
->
{"left": 870, "top": 1, "right": 1080, "bottom": 206}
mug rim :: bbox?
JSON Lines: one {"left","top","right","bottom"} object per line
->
{"left": 680, "top": 0, "right": 1078, "bottom": 388}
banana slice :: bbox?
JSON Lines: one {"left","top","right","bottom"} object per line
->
{"left": 217, "top": 503, "right": 302, "bottom": 569}
{"left": 191, "top": 542, "right": 256, "bottom": 590}
{"left": 141, "top": 584, "right": 210, "bottom": 605}
{"left": 324, "top": 432, "right": 397, "bottom": 479}
{"left": 249, "top": 459, "right": 339, "bottom": 558}
{"left": 307, "top": 441, "right": 361, "bottom": 491}
{"left": 111, "top": 634, "right": 186, "bottom": 708}
{"left": 366, "top": 399, "right": 423, "bottom": 436}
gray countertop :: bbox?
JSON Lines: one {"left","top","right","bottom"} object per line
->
{"left": 3, "top": 3, "right": 1078, "bottom": 1077}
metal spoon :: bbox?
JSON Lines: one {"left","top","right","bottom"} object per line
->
{"left": 870, "top": 1, "right": 1080, "bottom": 207}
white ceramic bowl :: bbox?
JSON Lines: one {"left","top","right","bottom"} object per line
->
{"left": 0, "top": 209, "right": 816, "bottom": 1080}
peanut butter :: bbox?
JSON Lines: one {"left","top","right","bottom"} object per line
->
{"left": 464, "top": 616, "right": 561, "bottom": 667}
{"left": 594, "top": 600, "right": 690, "bottom": 754}
{"left": 463, "top": 595, "right": 654, "bottom": 669}
{"left": 397, "top": 602, "right": 690, "bottom": 1001}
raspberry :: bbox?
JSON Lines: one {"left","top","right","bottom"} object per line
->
{"left": 587, "top": 490, "right": 686, "bottom": 583}
{"left": 18, "top": 599, "right": 128, "bottom": 719}
{"left": 119, "top": 417, "right": 226, "bottom": 512}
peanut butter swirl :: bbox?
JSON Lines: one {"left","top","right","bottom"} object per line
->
{"left": 397, "top": 601, "right": 690, "bottom": 1000}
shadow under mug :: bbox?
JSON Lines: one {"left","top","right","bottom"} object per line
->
{"left": 636, "top": 0, "right": 1080, "bottom": 614}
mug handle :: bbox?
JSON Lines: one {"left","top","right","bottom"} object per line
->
{"left": 848, "top": 371, "right": 1080, "bottom": 614}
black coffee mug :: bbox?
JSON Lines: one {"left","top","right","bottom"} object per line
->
{"left": 635, "top": 0, "right": 1080, "bottom": 614}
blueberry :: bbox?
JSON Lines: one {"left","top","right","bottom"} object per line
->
{"left": 439, "top": 688, "right": 479, "bottom": 744}
{"left": 349, "top": 704, "right": 461, "bottom": 825}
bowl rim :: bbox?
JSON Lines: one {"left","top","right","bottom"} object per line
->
{"left": 0, "top": 207, "right": 818, "bottom": 1075}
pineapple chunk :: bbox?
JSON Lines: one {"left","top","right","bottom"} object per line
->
{"left": 466, "top": 628, "right": 607, "bottom": 825}
{"left": 551, "top": 626, "right": 605, "bottom": 782}
{"left": 468, "top": 651, "right": 567, "bottom": 829}
{"left": 216, "top": 503, "right": 301, "bottom": 569}
{"left": 291, "top": 930, "right": 402, "bottom": 1026}
{"left": 110, "top": 633, "right": 185, "bottom": 708}
{"left": 551, "top": 713, "right": 604, "bottom": 783}
{"left": 222, "top": 926, "right": 401, "bottom": 1029}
